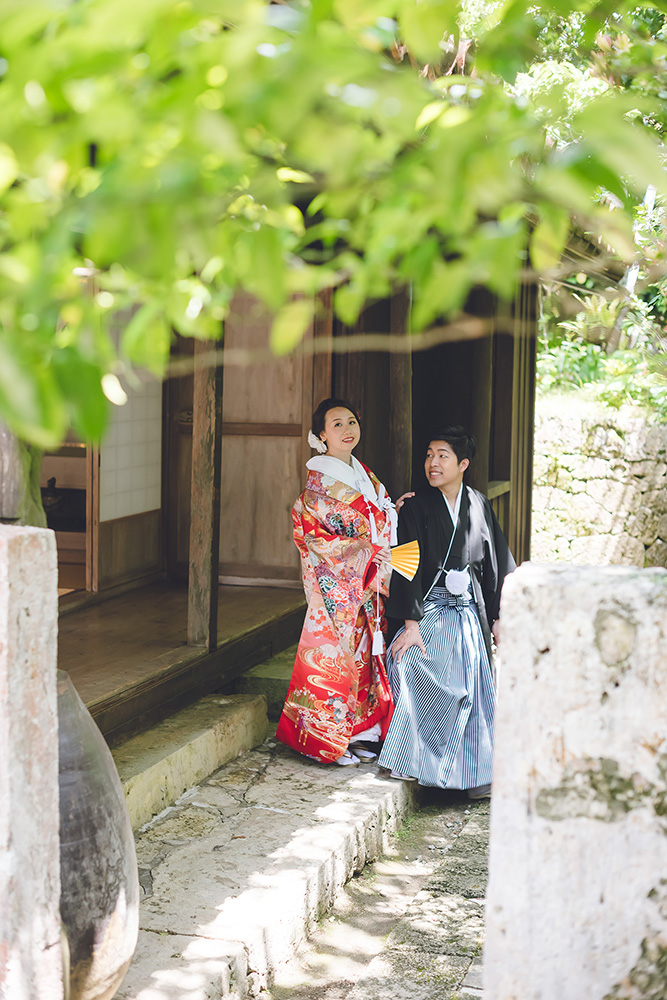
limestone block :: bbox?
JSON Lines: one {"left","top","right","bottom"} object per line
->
{"left": 658, "top": 513, "right": 667, "bottom": 541}
{"left": 585, "top": 478, "right": 640, "bottom": 518}
{"left": 548, "top": 537, "right": 574, "bottom": 561}
{"left": 642, "top": 425, "right": 667, "bottom": 462}
{"left": 536, "top": 458, "right": 577, "bottom": 491}
{"left": 568, "top": 534, "right": 645, "bottom": 566}
{"left": 529, "top": 532, "right": 568, "bottom": 563}
{"left": 114, "top": 929, "right": 248, "bottom": 1000}
{"left": 485, "top": 563, "right": 667, "bottom": 1000}
{"left": 627, "top": 459, "right": 667, "bottom": 482}
{"left": 621, "top": 426, "right": 654, "bottom": 461}
{"left": 641, "top": 487, "right": 667, "bottom": 517}
{"left": 645, "top": 539, "right": 667, "bottom": 568}
{"left": 530, "top": 449, "right": 551, "bottom": 484}
{"left": 567, "top": 492, "right": 615, "bottom": 535}
{"left": 627, "top": 504, "right": 663, "bottom": 545}
{"left": 580, "top": 456, "right": 625, "bottom": 480}
{"left": 554, "top": 451, "right": 582, "bottom": 473}
{"left": 0, "top": 525, "right": 63, "bottom": 999}
{"left": 586, "top": 424, "right": 625, "bottom": 458}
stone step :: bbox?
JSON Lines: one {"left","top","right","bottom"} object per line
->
{"left": 111, "top": 693, "right": 269, "bottom": 831}
{"left": 234, "top": 644, "right": 295, "bottom": 720}
{"left": 115, "top": 737, "right": 417, "bottom": 1000}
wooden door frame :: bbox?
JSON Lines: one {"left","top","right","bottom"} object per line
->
{"left": 86, "top": 444, "right": 99, "bottom": 593}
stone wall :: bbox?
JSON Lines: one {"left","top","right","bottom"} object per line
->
{"left": 532, "top": 392, "right": 667, "bottom": 567}
{"left": 0, "top": 525, "right": 63, "bottom": 998}
{"left": 485, "top": 563, "right": 667, "bottom": 1000}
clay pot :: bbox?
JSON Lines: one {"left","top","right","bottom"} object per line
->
{"left": 58, "top": 671, "right": 139, "bottom": 1000}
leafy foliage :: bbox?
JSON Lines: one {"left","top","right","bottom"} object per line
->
{"left": 2, "top": 0, "right": 667, "bottom": 444}
{"left": 537, "top": 276, "right": 667, "bottom": 420}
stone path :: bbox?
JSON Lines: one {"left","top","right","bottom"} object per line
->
{"left": 116, "top": 735, "right": 489, "bottom": 1000}
{"left": 265, "top": 788, "right": 489, "bottom": 1000}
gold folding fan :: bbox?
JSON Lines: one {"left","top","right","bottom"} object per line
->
{"left": 390, "top": 539, "right": 420, "bottom": 581}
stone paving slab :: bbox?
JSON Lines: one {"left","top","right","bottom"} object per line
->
{"left": 343, "top": 804, "right": 490, "bottom": 1000}
{"left": 117, "top": 738, "right": 416, "bottom": 1000}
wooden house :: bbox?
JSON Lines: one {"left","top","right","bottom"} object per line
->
{"left": 31, "top": 283, "right": 536, "bottom": 744}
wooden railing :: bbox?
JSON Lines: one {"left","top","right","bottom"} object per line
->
{"left": 487, "top": 479, "right": 511, "bottom": 536}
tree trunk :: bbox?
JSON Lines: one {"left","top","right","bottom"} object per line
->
{"left": 0, "top": 424, "right": 46, "bottom": 527}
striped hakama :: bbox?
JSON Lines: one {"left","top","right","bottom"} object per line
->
{"left": 378, "top": 587, "right": 495, "bottom": 789}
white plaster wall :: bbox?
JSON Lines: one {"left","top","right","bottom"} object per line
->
{"left": 99, "top": 378, "right": 162, "bottom": 522}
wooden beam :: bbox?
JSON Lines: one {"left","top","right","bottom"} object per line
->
{"left": 187, "top": 339, "right": 223, "bottom": 649}
{"left": 222, "top": 422, "right": 302, "bottom": 437}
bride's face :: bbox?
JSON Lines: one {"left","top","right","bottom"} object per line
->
{"left": 320, "top": 407, "right": 361, "bottom": 463}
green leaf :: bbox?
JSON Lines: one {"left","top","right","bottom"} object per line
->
{"left": 398, "top": 0, "right": 456, "bottom": 64}
{"left": 277, "top": 167, "right": 315, "bottom": 184}
{"left": 240, "top": 227, "right": 286, "bottom": 311}
{"left": 270, "top": 298, "right": 314, "bottom": 355}
{"left": 0, "top": 338, "right": 66, "bottom": 448}
{"left": 416, "top": 100, "right": 445, "bottom": 130}
{"left": 121, "top": 303, "right": 172, "bottom": 377}
{"left": 51, "top": 349, "right": 108, "bottom": 444}
{"left": 0, "top": 144, "right": 18, "bottom": 195}
{"left": 530, "top": 204, "right": 570, "bottom": 272}
{"left": 411, "top": 259, "right": 470, "bottom": 329}
{"left": 333, "top": 0, "right": 398, "bottom": 30}
{"left": 334, "top": 282, "right": 367, "bottom": 326}
{"left": 574, "top": 102, "right": 667, "bottom": 200}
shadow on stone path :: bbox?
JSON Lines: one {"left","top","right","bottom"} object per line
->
{"left": 117, "top": 733, "right": 489, "bottom": 1000}
{"left": 262, "top": 787, "right": 490, "bottom": 1000}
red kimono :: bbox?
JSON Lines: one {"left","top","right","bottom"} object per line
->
{"left": 276, "top": 458, "right": 395, "bottom": 763}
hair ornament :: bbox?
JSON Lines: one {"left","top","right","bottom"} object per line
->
{"left": 308, "top": 429, "right": 327, "bottom": 454}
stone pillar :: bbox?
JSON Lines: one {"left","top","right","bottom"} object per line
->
{"left": 485, "top": 563, "right": 667, "bottom": 1000}
{"left": 0, "top": 525, "right": 63, "bottom": 998}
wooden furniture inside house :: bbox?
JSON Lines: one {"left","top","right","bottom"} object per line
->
{"left": 41, "top": 440, "right": 90, "bottom": 595}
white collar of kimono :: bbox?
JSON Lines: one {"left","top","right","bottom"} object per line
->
{"left": 441, "top": 484, "right": 463, "bottom": 527}
{"left": 306, "top": 454, "right": 378, "bottom": 502}
{"left": 306, "top": 454, "right": 397, "bottom": 544}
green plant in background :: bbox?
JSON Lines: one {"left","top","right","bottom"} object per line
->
{"left": 537, "top": 276, "right": 667, "bottom": 419}
{"left": 531, "top": 5, "right": 667, "bottom": 418}
{"left": 3, "top": 0, "right": 667, "bottom": 447}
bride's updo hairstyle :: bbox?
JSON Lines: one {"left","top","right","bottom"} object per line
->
{"left": 311, "top": 398, "right": 362, "bottom": 444}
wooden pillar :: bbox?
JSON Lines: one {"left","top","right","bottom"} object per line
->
{"left": 187, "top": 339, "right": 223, "bottom": 649}
{"left": 468, "top": 333, "right": 494, "bottom": 496}
{"left": 509, "top": 280, "right": 537, "bottom": 564}
{"left": 388, "top": 291, "right": 413, "bottom": 497}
